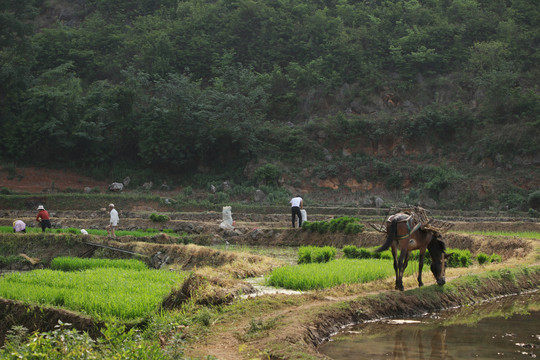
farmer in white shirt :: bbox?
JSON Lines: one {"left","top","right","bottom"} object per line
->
{"left": 289, "top": 195, "right": 304, "bottom": 228}
{"left": 106, "top": 203, "right": 119, "bottom": 238}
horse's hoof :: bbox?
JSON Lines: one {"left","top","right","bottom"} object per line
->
{"left": 418, "top": 283, "right": 424, "bottom": 287}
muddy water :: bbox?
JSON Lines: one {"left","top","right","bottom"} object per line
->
{"left": 319, "top": 292, "right": 540, "bottom": 360}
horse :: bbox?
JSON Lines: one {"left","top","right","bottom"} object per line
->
{"left": 376, "top": 213, "right": 449, "bottom": 291}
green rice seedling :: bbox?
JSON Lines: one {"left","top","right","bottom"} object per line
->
{"left": 456, "top": 230, "right": 540, "bottom": 239}
{"left": 149, "top": 213, "right": 169, "bottom": 222}
{"left": 448, "top": 249, "right": 472, "bottom": 268}
{"left": 297, "top": 246, "right": 336, "bottom": 264}
{"left": 0, "top": 226, "right": 180, "bottom": 238}
{"left": 267, "top": 258, "right": 428, "bottom": 291}
{"left": 342, "top": 246, "right": 395, "bottom": 261}
{"left": 342, "top": 245, "right": 359, "bottom": 259}
{"left": 297, "top": 247, "right": 312, "bottom": 264}
{"left": 317, "top": 221, "right": 330, "bottom": 234}
{"left": 344, "top": 222, "right": 364, "bottom": 234}
{"left": 0, "top": 267, "right": 187, "bottom": 321}
{"left": 50, "top": 256, "right": 148, "bottom": 271}
{"left": 476, "top": 252, "right": 490, "bottom": 265}
{"left": 303, "top": 217, "right": 364, "bottom": 234}
{"left": 311, "top": 246, "right": 336, "bottom": 263}
{"left": 301, "top": 221, "right": 312, "bottom": 230}
{"left": 0, "top": 226, "right": 41, "bottom": 234}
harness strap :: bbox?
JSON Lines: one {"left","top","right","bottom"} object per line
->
{"left": 395, "top": 222, "right": 422, "bottom": 240}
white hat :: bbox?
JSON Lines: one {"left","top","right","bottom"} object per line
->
{"left": 109, "top": 203, "right": 114, "bottom": 207}
{"left": 37, "top": 205, "right": 45, "bottom": 210}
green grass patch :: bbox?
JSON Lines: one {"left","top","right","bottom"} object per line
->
{"left": 267, "top": 258, "right": 428, "bottom": 291}
{"left": 50, "top": 256, "right": 148, "bottom": 271}
{"left": 0, "top": 255, "right": 31, "bottom": 267}
{"left": 0, "top": 266, "right": 187, "bottom": 321}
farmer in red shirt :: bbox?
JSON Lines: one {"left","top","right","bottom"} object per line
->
{"left": 36, "top": 205, "right": 52, "bottom": 232}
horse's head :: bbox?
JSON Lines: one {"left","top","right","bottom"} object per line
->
{"left": 428, "top": 236, "right": 449, "bottom": 286}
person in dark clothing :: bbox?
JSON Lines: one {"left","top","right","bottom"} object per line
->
{"left": 289, "top": 195, "right": 304, "bottom": 228}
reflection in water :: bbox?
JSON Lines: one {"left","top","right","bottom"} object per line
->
{"left": 319, "top": 293, "right": 539, "bottom": 360}
{"left": 389, "top": 328, "right": 454, "bottom": 360}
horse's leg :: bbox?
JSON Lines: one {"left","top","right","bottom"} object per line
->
{"left": 417, "top": 249, "right": 426, "bottom": 287}
{"left": 396, "top": 242, "right": 407, "bottom": 291}
{"left": 391, "top": 243, "right": 400, "bottom": 290}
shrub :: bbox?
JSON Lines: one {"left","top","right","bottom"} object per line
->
{"left": 211, "top": 191, "right": 229, "bottom": 204}
{"left": 0, "top": 321, "right": 166, "bottom": 359}
{"left": 489, "top": 254, "right": 502, "bottom": 263}
{"left": 253, "top": 164, "right": 281, "bottom": 186}
{"left": 499, "top": 191, "right": 526, "bottom": 211}
{"left": 149, "top": 212, "right": 169, "bottom": 222}
{"left": 528, "top": 190, "right": 540, "bottom": 210}
{"left": 528, "top": 208, "right": 540, "bottom": 218}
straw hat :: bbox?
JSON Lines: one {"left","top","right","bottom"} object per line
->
{"left": 37, "top": 205, "right": 45, "bottom": 210}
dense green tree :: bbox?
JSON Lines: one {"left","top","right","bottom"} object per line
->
{"left": 0, "top": 0, "right": 37, "bottom": 158}
{"left": 18, "top": 63, "right": 83, "bottom": 160}
{"left": 0, "top": 0, "right": 538, "bottom": 196}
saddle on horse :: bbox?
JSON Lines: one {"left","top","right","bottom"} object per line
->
{"left": 371, "top": 206, "right": 453, "bottom": 235}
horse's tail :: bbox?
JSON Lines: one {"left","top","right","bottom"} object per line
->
{"left": 376, "top": 219, "right": 397, "bottom": 252}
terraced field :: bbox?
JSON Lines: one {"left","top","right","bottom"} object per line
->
{"left": 0, "top": 199, "right": 538, "bottom": 359}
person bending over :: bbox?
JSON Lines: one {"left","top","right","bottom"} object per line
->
{"left": 289, "top": 195, "right": 304, "bottom": 228}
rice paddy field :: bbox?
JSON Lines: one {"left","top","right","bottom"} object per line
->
{"left": 0, "top": 225, "right": 179, "bottom": 238}
{"left": 0, "top": 257, "right": 188, "bottom": 321}
{"left": 267, "top": 258, "right": 428, "bottom": 290}
{"left": 455, "top": 230, "right": 540, "bottom": 239}
{"left": 0, "top": 198, "right": 538, "bottom": 360}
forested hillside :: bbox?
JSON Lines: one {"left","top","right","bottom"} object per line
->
{"left": 1, "top": 0, "right": 539, "bottom": 211}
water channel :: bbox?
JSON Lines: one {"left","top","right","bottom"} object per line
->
{"left": 318, "top": 292, "right": 539, "bottom": 359}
